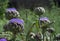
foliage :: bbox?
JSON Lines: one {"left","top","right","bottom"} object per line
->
{"left": 0, "top": 7, "right": 60, "bottom": 41}
{"left": 0, "top": 0, "right": 8, "bottom": 19}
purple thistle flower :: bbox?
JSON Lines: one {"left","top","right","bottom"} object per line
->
{"left": 3, "top": 18, "right": 24, "bottom": 34}
{"left": 6, "top": 8, "right": 16, "bottom": 12}
{"left": 5, "top": 8, "right": 20, "bottom": 20}
{"left": 9, "top": 18, "right": 24, "bottom": 25}
{"left": 40, "top": 17, "right": 50, "bottom": 23}
{"left": 0, "top": 38, "right": 7, "bottom": 41}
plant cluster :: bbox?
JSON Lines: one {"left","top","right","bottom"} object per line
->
{"left": 0, "top": 7, "right": 60, "bottom": 41}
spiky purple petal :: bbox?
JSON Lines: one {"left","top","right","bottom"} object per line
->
{"left": 0, "top": 38, "right": 7, "bottom": 41}
{"left": 40, "top": 17, "right": 50, "bottom": 23}
{"left": 9, "top": 18, "right": 24, "bottom": 25}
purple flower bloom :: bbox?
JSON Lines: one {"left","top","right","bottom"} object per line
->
{"left": 5, "top": 8, "right": 20, "bottom": 20}
{"left": 6, "top": 8, "right": 16, "bottom": 12}
{"left": 9, "top": 18, "right": 24, "bottom": 25}
{"left": 0, "top": 38, "right": 7, "bottom": 41}
{"left": 40, "top": 17, "right": 50, "bottom": 23}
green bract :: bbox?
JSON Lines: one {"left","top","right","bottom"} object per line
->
{"left": 0, "top": 31, "right": 14, "bottom": 40}
{"left": 34, "top": 7, "right": 45, "bottom": 16}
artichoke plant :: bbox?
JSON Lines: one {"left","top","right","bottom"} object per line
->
{"left": 39, "top": 17, "right": 51, "bottom": 41}
{"left": 3, "top": 18, "right": 24, "bottom": 34}
{"left": 28, "top": 32, "right": 43, "bottom": 41}
{"left": 5, "top": 8, "right": 20, "bottom": 20}
{"left": 46, "top": 27, "right": 55, "bottom": 41}
{"left": 40, "top": 17, "right": 51, "bottom": 29}
{"left": 0, "top": 31, "right": 13, "bottom": 41}
{"left": 34, "top": 7, "right": 45, "bottom": 16}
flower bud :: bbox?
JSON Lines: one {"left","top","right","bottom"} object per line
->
{"left": 34, "top": 7, "right": 45, "bottom": 16}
